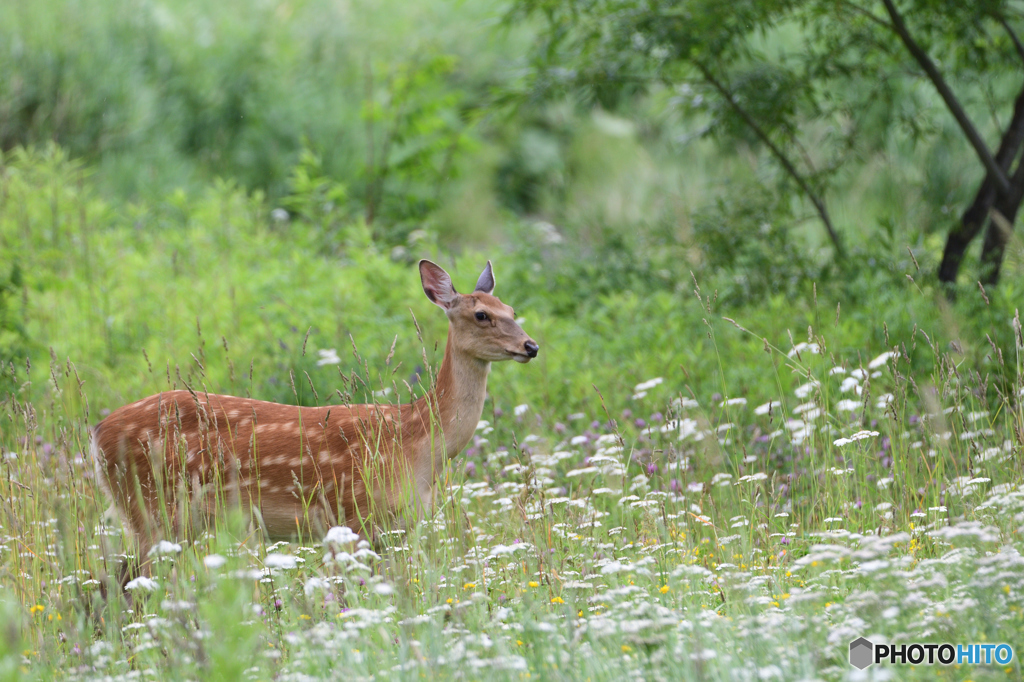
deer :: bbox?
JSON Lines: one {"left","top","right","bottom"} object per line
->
{"left": 92, "top": 259, "right": 539, "bottom": 576}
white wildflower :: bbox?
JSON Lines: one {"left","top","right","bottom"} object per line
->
{"left": 489, "top": 543, "right": 529, "bottom": 557}
{"left": 125, "top": 576, "right": 158, "bottom": 592}
{"left": 601, "top": 560, "right": 626, "bottom": 574}
{"left": 316, "top": 348, "right": 341, "bottom": 366}
{"left": 203, "top": 554, "right": 227, "bottom": 569}
{"left": 677, "top": 418, "right": 699, "bottom": 440}
{"left": 265, "top": 553, "right": 297, "bottom": 570}
{"left": 325, "top": 526, "right": 360, "bottom": 546}
{"left": 710, "top": 473, "right": 733, "bottom": 486}
{"left": 833, "top": 430, "right": 879, "bottom": 447}
{"left": 513, "top": 404, "right": 530, "bottom": 417}
{"left": 857, "top": 560, "right": 891, "bottom": 573}
{"left": 634, "top": 377, "right": 664, "bottom": 392}
{"left": 836, "top": 399, "right": 860, "bottom": 412}
{"left": 792, "top": 401, "right": 818, "bottom": 414}
{"left": 794, "top": 380, "right": 820, "bottom": 399}
{"left": 754, "top": 400, "right": 780, "bottom": 416}
{"left": 304, "top": 577, "right": 327, "bottom": 596}
{"left": 868, "top": 351, "right": 894, "bottom": 369}
{"left": 789, "top": 424, "right": 815, "bottom": 445}
{"left": 148, "top": 540, "right": 182, "bottom": 557}
{"left": 839, "top": 377, "right": 862, "bottom": 394}
{"left": 787, "top": 342, "right": 821, "bottom": 358}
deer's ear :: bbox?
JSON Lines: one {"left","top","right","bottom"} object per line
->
{"left": 419, "top": 260, "right": 458, "bottom": 309}
{"left": 474, "top": 260, "right": 495, "bottom": 295}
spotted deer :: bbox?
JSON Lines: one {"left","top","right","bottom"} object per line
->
{"left": 92, "top": 260, "right": 538, "bottom": 573}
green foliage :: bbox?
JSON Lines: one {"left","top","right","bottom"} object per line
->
{"left": 0, "top": 599, "right": 26, "bottom": 682}
{"left": 0, "top": 0, "right": 512, "bottom": 237}
{"left": 280, "top": 145, "right": 350, "bottom": 255}
{"left": 2, "top": 3, "right": 1024, "bottom": 677}
{"left": 0, "top": 263, "right": 27, "bottom": 395}
{"left": 329, "top": 52, "right": 476, "bottom": 243}
{"left": 494, "top": 115, "right": 572, "bottom": 214}
{"left": 691, "top": 182, "right": 818, "bottom": 305}
{"left": 512, "top": 0, "right": 1024, "bottom": 276}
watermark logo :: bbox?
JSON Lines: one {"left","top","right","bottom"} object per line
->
{"left": 849, "top": 638, "right": 1014, "bottom": 669}
{"left": 849, "top": 637, "right": 873, "bottom": 670}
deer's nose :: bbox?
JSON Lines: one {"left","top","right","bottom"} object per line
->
{"left": 524, "top": 340, "right": 539, "bottom": 358}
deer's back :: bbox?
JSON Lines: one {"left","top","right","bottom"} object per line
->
{"left": 94, "top": 390, "right": 414, "bottom": 537}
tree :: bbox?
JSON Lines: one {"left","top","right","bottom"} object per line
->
{"left": 511, "top": 0, "right": 1024, "bottom": 286}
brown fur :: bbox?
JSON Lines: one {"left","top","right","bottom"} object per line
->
{"left": 92, "top": 260, "right": 538, "bottom": 570}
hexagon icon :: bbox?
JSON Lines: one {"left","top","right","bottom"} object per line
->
{"left": 849, "top": 637, "right": 874, "bottom": 670}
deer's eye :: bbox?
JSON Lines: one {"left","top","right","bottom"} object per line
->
{"left": 475, "top": 311, "right": 488, "bottom": 321}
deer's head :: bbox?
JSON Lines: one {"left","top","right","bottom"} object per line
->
{"left": 419, "top": 260, "right": 539, "bottom": 364}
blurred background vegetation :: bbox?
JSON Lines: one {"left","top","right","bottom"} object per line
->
{"left": 0, "top": 0, "right": 1022, "bottom": 419}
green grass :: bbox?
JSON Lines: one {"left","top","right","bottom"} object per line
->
{"left": 3, "top": 1, "right": 1024, "bottom": 675}
{"left": 1, "top": 145, "right": 1024, "bottom": 680}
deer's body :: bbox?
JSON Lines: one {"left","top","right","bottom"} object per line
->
{"left": 92, "top": 260, "right": 537, "bottom": 569}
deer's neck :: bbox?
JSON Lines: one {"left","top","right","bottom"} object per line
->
{"left": 416, "top": 332, "right": 490, "bottom": 476}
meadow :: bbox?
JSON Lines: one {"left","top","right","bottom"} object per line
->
{"left": 0, "top": 145, "right": 1022, "bottom": 680}
{"left": 2, "top": 0, "right": 1024, "bottom": 680}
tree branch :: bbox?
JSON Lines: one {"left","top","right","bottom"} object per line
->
{"left": 835, "top": 0, "right": 893, "bottom": 31}
{"left": 693, "top": 61, "right": 845, "bottom": 257}
{"left": 881, "top": 0, "right": 1011, "bottom": 194}
{"left": 938, "top": 79, "right": 1024, "bottom": 284}
{"left": 979, "top": 149, "right": 1024, "bottom": 284}
{"left": 999, "top": 17, "right": 1024, "bottom": 66}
